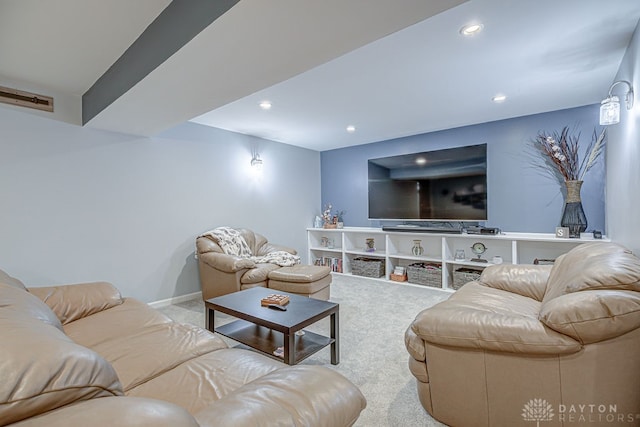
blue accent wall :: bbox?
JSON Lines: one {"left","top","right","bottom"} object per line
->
{"left": 321, "top": 104, "right": 606, "bottom": 233}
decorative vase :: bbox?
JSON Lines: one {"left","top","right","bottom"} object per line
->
{"left": 411, "top": 240, "right": 424, "bottom": 256}
{"left": 323, "top": 222, "right": 337, "bottom": 229}
{"left": 365, "top": 238, "right": 375, "bottom": 252}
{"left": 561, "top": 180, "right": 587, "bottom": 238}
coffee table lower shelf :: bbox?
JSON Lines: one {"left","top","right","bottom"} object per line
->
{"left": 216, "top": 319, "right": 334, "bottom": 364}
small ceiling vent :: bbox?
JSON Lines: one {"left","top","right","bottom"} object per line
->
{"left": 0, "top": 85, "right": 53, "bottom": 112}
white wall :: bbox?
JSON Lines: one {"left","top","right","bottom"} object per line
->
{"left": 606, "top": 21, "right": 640, "bottom": 255}
{"left": 0, "top": 75, "right": 81, "bottom": 126}
{"left": 0, "top": 107, "right": 321, "bottom": 302}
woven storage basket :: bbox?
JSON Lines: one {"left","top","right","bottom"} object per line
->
{"left": 453, "top": 267, "right": 483, "bottom": 290}
{"left": 352, "top": 257, "right": 385, "bottom": 278}
{"left": 406, "top": 263, "right": 442, "bottom": 288}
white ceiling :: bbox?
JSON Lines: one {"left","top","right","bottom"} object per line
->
{"left": 1, "top": 0, "right": 639, "bottom": 152}
{"left": 0, "top": 0, "right": 171, "bottom": 95}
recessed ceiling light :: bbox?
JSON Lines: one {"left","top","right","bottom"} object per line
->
{"left": 346, "top": 125, "right": 356, "bottom": 133}
{"left": 415, "top": 157, "right": 427, "bottom": 165}
{"left": 259, "top": 101, "right": 272, "bottom": 110}
{"left": 492, "top": 94, "right": 507, "bottom": 103}
{"left": 460, "top": 23, "right": 483, "bottom": 36}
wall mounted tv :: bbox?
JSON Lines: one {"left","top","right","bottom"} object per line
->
{"left": 368, "top": 144, "right": 487, "bottom": 222}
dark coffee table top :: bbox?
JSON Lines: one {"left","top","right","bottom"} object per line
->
{"left": 205, "top": 287, "right": 338, "bottom": 333}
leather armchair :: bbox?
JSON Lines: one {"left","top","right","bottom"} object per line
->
{"left": 405, "top": 242, "right": 640, "bottom": 427}
{"left": 196, "top": 228, "right": 297, "bottom": 300}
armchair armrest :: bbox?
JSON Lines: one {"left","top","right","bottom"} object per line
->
{"left": 197, "top": 251, "right": 256, "bottom": 272}
{"left": 540, "top": 289, "right": 640, "bottom": 344}
{"left": 256, "top": 242, "right": 297, "bottom": 257}
{"left": 479, "top": 264, "right": 552, "bottom": 301}
{"left": 410, "top": 283, "right": 581, "bottom": 354}
{"left": 28, "top": 282, "right": 123, "bottom": 325}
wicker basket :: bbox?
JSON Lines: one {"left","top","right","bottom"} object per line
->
{"left": 453, "top": 267, "right": 483, "bottom": 290}
{"left": 352, "top": 257, "right": 385, "bottom": 278}
{"left": 406, "top": 263, "right": 442, "bottom": 288}
{"left": 390, "top": 273, "right": 407, "bottom": 282}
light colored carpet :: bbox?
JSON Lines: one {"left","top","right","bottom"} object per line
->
{"left": 159, "top": 274, "right": 451, "bottom": 427}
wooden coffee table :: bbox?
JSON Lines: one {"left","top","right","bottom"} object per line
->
{"left": 205, "top": 287, "right": 339, "bottom": 365}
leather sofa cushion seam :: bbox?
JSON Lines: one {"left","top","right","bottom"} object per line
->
{"left": 417, "top": 333, "right": 581, "bottom": 351}
{"left": 4, "top": 385, "right": 121, "bottom": 404}
{"left": 541, "top": 307, "right": 640, "bottom": 326}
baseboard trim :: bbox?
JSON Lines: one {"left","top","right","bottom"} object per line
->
{"left": 148, "top": 291, "right": 202, "bottom": 308}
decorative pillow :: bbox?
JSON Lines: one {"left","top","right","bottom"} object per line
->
{"left": 540, "top": 290, "right": 640, "bottom": 344}
{"left": 0, "top": 284, "right": 123, "bottom": 426}
{"left": 542, "top": 242, "right": 640, "bottom": 303}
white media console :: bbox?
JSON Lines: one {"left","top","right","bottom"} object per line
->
{"left": 307, "top": 227, "right": 610, "bottom": 292}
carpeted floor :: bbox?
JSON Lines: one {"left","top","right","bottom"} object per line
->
{"left": 159, "top": 274, "right": 451, "bottom": 427}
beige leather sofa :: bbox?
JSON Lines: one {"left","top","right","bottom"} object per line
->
{"left": 1, "top": 270, "right": 366, "bottom": 427}
{"left": 196, "top": 228, "right": 332, "bottom": 301}
{"left": 405, "top": 242, "right": 640, "bottom": 427}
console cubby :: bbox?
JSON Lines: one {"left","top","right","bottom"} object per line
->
{"left": 307, "top": 228, "right": 610, "bottom": 292}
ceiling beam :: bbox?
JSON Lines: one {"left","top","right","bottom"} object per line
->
{"left": 82, "top": 0, "right": 240, "bottom": 125}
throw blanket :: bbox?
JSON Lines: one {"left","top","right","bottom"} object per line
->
{"left": 200, "top": 227, "right": 300, "bottom": 267}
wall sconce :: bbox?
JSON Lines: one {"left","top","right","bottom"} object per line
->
{"left": 600, "top": 80, "right": 634, "bottom": 125}
{"left": 251, "top": 154, "right": 263, "bottom": 171}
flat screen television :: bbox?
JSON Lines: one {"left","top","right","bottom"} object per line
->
{"left": 368, "top": 144, "right": 487, "bottom": 221}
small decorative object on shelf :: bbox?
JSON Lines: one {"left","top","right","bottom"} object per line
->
{"left": 454, "top": 249, "right": 466, "bottom": 261}
{"left": 321, "top": 203, "right": 336, "bottom": 228}
{"left": 530, "top": 126, "right": 606, "bottom": 238}
{"left": 365, "top": 238, "right": 376, "bottom": 252}
{"left": 491, "top": 255, "right": 503, "bottom": 264}
{"left": 321, "top": 203, "right": 346, "bottom": 229}
{"left": 320, "top": 236, "right": 329, "bottom": 247}
{"left": 336, "top": 210, "right": 346, "bottom": 229}
{"left": 411, "top": 240, "right": 424, "bottom": 256}
{"left": 470, "top": 242, "right": 488, "bottom": 263}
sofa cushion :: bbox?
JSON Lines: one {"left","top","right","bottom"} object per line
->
{"left": 63, "top": 298, "right": 174, "bottom": 345}
{"left": 479, "top": 264, "right": 552, "bottom": 301}
{"left": 127, "top": 348, "right": 284, "bottom": 413}
{"left": 65, "top": 299, "right": 227, "bottom": 392}
{"left": 410, "top": 282, "right": 581, "bottom": 354}
{"left": 540, "top": 289, "right": 640, "bottom": 344}
{"left": 0, "top": 283, "right": 122, "bottom": 426}
{"left": 193, "top": 366, "right": 366, "bottom": 427}
{"left": 28, "top": 282, "right": 123, "bottom": 325}
{"left": 6, "top": 397, "right": 199, "bottom": 427}
{"left": 543, "top": 242, "right": 640, "bottom": 303}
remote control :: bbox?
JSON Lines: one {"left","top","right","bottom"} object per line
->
{"left": 267, "top": 304, "right": 287, "bottom": 311}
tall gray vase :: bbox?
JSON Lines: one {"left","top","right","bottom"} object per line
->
{"left": 561, "top": 180, "right": 587, "bottom": 238}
